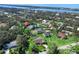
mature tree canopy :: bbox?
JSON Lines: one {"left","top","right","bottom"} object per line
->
{"left": 0, "top": 30, "right": 10, "bottom": 46}
{"left": 16, "top": 35, "right": 29, "bottom": 47}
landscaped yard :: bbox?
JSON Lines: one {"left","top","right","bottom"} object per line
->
{"left": 38, "top": 30, "right": 79, "bottom": 47}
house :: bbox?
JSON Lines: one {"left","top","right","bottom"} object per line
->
{"left": 66, "top": 26, "right": 74, "bottom": 30}
{"left": 75, "top": 27, "right": 79, "bottom": 36}
{"left": 43, "top": 30, "right": 51, "bottom": 37}
{"left": 48, "top": 24, "right": 54, "bottom": 30}
{"left": 65, "top": 18, "right": 71, "bottom": 21}
{"left": 36, "top": 18, "right": 42, "bottom": 21}
{"left": 34, "top": 10, "right": 38, "bottom": 13}
{"left": 34, "top": 37, "right": 44, "bottom": 45}
{"left": 4, "top": 12, "right": 9, "bottom": 15}
{"left": 6, "top": 41, "right": 17, "bottom": 48}
{"left": 7, "top": 15, "right": 12, "bottom": 18}
{"left": 65, "top": 30, "right": 73, "bottom": 36}
{"left": 9, "top": 25, "right": 18, "bottom": 30}
{"left": 36, "top": 28, "right": 44, "bottom": 34}
{"left": 77, "top": 27, "right": 79, "bottom": 31}
{"left": 24, "top": 21, "right": 30, "bottom": 27}
{"left": 62, "top": 30, "right": 73, "bottom": 36}
{"left": 0, "top": 23, "right": 7, "bottom": 28}
{"left": 75, "top": 16, "right": 79, "bottom": 18}
{"left": 27, "top": 25, "right": 34, "bottom": 30}
{"left": 58, "top": 32, "right": 67, "bottom": 39}
{"left": 42, "top": 20, "right": 49, "bottom": 24}
{"left": 3, "top": 41, "right": 17, "bottom": 50}
{"left": 31, "top": 30, "right": 37, "bottom": 34}
{"left": 48, "top": 24, "right": 52, "bottom": 28}
{"left": 55, "top": 13, "right": 60, "bottom": 16}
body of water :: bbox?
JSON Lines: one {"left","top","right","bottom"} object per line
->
{"left": 0, "top": 4, "right": 79, "bottom": 13}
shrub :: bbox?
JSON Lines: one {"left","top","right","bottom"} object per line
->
{"left": 9, "top": 48, "right": 19, "bottom": 54}
{"left": 0, "top": 50, "right": 5, "bottom": 54}
{"left": 0, "top": 30, "right": 10, "bottom": 46}
{"left": 47, "top": 42, "right": 59, "bottom": 54}
{"left": 71, "top": 45, "right": 79, "bottom": 54}
{"left": 59, "top": 49, "right": 71, "bottom": 54}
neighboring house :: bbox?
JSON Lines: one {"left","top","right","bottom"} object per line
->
{"left": 55, "top": 13, "right": 60, "bottom": 16}
{"left": 75, "top": 16, "right": 79, "bottom": 18}
{"left": 44, "top": 30, "right": 51, "bottom": 37}
{"left": 58, "top": 32, "right": 67, "bottom": 39}
{"left": 27, "top": 25, "right": 34, "bottom": 30}
{"left": 36, "top": 18, "right": 42, "bottom": 21}
{"left": 65, "top": 31, "right": 73, "bottom": 36}
{"left": 77, "top": 27, "right": 79, "bottom": 31}
{"left": 27, "top": 24, "right": 39, "bottom": 30}
{"left": 4, "top": 12, "right": 9, "bottom": 15}
{"left": 48, "top": 24, "right": 52, "bottom": 28}
{"left": 66, "top": 26, "right": 74, "bottom": 30}
{"left": 24, "top": 21, "right": 30, "bottom": 27}
{"left": 9, "top": 25, "right": 18, "bottom": 30}
{"left": 36, "top": 28, "right": 44, "bottom": 34}
{"left": 75, "top": 28, "right": 79, "bottom": 36}
{"left": 42, "top": 20, "right": 49, "bottom": 24}
{"left": 65, "top": 18, "right": 70, "bottom": 21}
{"left": 0, "top": 23, "right": 7, "bottom": 28}
{"left": 7, "top": 15, "right": 12, "bottom": 18}
{"left": 48, "top": 24, "right": 54, "bottom": 30}
{"left": 62, "top": 30, "right": 73, "bottom": 36}
{"left": 3, "top": 41, "right": 17, "bottom": 50}
{"left": 34, "top": 37, "right": 44, "bottom": 45}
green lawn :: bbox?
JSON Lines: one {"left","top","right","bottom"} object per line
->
{"left": 38, "top": 30, "right": 79, "bottom": 47}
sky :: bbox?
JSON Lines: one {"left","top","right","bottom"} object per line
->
{"left": 0, "top": 0, "right": 79, "bottom": 4}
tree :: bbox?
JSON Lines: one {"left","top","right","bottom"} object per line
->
{"left": 16, "top": 35, "right": 29, "bottom": 47}
{"left": 9, "top": 48, "right": 19, "bottom": 54}
{"left": 16, "top": 35, "right": 30, "bottom": 54}
{"left": 71, "top": 45, "right": 79, "bottom": 54}
{"left": 8, "top": 26, "right": 22, "bottom": 41}
{"left": 28, "top": 38, "right": 40, "bottom": 54}
{"left": 59, "top": 49, "right": 71, "bottom": 54}
{"left": 7, "top": 19, "right": 17, "bottom": 27}
{"left": 17, "top": 46, "right": 26, "bottom": 54}
{"left": 18, "top": 22, "right": 31, "bottom": 36}
{"left": 28, "top": 38, "right": 45, "bottom": 54}
{"left": 0, "top": 30, "right": 10, "bottom": 46}
{"left": 47, "top": 42, "right": 59, "bottom": 54}
{"left": 9, "top": 46, "right": 26, "bottom": 54}
{"left": 0, "top": 24, "right": 9, "bottom": 31}
{"left": 0, "top": 50, "right": 5, "bottom": 54}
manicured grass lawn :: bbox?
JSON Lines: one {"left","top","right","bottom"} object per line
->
{"left": 38, "top": 30, "right": 79, "bottom": 47}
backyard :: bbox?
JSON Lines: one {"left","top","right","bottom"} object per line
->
{"left": 38, "top": 30, "right": 79, "bottom": 47}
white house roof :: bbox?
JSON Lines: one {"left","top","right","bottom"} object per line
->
{"left": 6, "top": 41, "right": 17, "bottom": 48}
{"left": 77, "top": 27, "right": 79, "bottom": 31}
